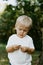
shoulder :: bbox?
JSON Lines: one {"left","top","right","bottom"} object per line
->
{"left": 8, "top": 34, "right": 16, "bottom": 39}
{"left": 26, "top": 35, "right": 32, "bottom": 40}
{"left": 26, "top": 35, "right": 33, "bottom": 42}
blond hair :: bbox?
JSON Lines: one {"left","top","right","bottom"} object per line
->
{"left": 15, "top": 15, "right": 32, "bottom": 28}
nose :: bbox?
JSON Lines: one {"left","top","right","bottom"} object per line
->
{"left": 21, "top": 30, "right": 24, "bottom": 33}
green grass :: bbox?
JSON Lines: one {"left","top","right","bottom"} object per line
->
{"left": 32, "top": 51, "right": 40, "bottom": 65}
{"left": 0, "top": 44, "right": 9, "bottom": 65}
{"left": 0, "top": 43, "right": 41, "bottom": 65}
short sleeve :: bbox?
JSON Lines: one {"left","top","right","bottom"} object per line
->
{"left": 28, "top": 38, "right": 35, "bottom": 49}
{"left": 6, "top": 36, "right": 14, "bottom": 48}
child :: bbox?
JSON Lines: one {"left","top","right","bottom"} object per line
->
{"left": 6, "top": 15, "right": 35, "bottom": 65}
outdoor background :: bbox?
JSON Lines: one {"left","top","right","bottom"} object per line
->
{"left": 0, "top": 0, "right": 43, "bottom": 65}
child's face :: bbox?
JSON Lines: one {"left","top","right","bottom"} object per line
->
{"left": 15, "top": 23, "right": 29, "bottom": 38}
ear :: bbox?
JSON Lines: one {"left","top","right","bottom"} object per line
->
{"left": 15, "top": 27, "right": 18, "bottom": 30}
{"left": 28, "top": 26, "right": 32, "bottom": 30}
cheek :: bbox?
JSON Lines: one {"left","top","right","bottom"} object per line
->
{"left": 24, "top": 32, "right": 27, "bottom": 35}
{"left": 17, "top": 30, "right": 21, "bottom": 34}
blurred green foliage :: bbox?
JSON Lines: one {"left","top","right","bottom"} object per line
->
{"left": 0, "top": 0, "right": 43, "bottom": 50}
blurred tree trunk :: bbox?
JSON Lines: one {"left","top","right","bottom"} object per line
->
{"left": 38, "top": 28, "right": 43, "bottom": 65}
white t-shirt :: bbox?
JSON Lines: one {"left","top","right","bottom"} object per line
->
{"left": 6, "top": 34, "right": 35, "bottom": 65}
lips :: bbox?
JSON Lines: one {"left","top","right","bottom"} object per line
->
{"left": 20, "top": 34, "right": 23, "bottom": 36}
{"left": 19, "top": 34, "right": 24, "bottom": 38}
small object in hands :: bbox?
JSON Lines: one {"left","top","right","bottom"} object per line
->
{"left": 14, "top": 45, "right": 20, "bottom": 50}
{"left": 20, "top": 46, "right": 28, "bottom": 52}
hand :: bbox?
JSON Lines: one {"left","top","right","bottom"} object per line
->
{"left": 20, "top": 46, "right": 28, "bottom": 52}
{"left": 13, "top": 45, "right": 20, "bottom": 50}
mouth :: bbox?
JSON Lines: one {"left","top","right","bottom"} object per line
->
{"left": 17, "top": 34, "right": 24, "bottom": 38}
{"left": 19, "top": 35, "right": 24, "bottom": 38}
{"left": 20, "top": 34, "right": 23, "bottom": 36}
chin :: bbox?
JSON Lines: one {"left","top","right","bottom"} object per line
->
{"left": 19, "top": 35, "right": 25, "bottom": 38}
{"left": 18, "top": 35, "right": 23, "bottom": 38}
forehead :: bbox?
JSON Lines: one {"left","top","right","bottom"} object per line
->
{"left": 17, "top": 23, "right": 29, "bottom": 30}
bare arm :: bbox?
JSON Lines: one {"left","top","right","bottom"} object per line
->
{"left": 27, "top": 47, "right": 35, "bottom": 54}
{"left": 20, "top": 46, "right": 35, "bottom": 54}
{"left": 6, "top": 45, "right": 20, "bottom": 53}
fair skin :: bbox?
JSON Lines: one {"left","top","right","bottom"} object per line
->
{"left": 6, "top": 23, "right": 35, "bottom": 54}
